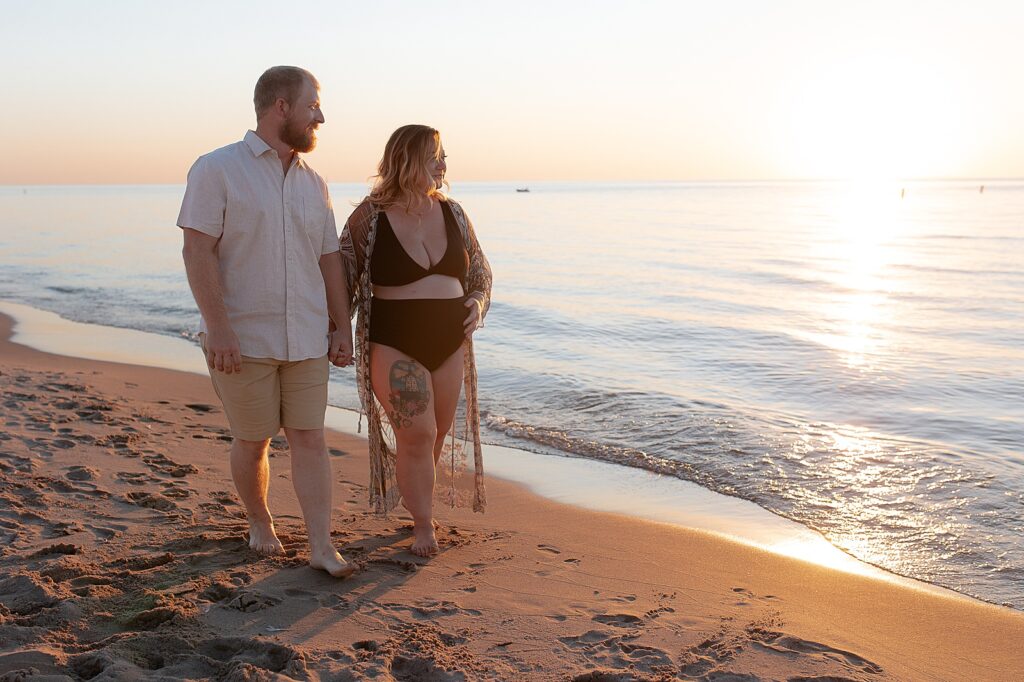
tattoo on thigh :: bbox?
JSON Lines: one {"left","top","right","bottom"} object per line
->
{"left": 387, "top": 360, "right": 429, "bottom": 429}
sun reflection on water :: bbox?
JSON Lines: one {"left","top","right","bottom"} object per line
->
{"left": 799, "top": 182, "right": 914, "bottom": 369}
{"left": 785, "top": 426, "right": 924, "bottom": 578}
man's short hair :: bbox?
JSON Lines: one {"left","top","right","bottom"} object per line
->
{"left": 254, "top": 66, "right": 319, "bottom": 117}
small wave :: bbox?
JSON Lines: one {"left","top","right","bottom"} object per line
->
{"left": 483, "top": 413, "right": 732, "bottom": 495}
{"left": 893, "top": 263, "right": 1024, "bottom": 277}
{"left": 482, "top": 406, "right": 1024, "bottom": 610}
{"left": 45, "top": 285, "right": 90, "bottom": 294}
{"left": 920, "top": 234, "right": 1024, "bottom": 242}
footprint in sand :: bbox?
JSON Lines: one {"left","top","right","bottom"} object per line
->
{"left": 643, "top": 605, "right": 675, "bottom": 619}
{"left": 198, "top": 502, "right": 229, "bottom": 516}
{"left": 731, "top": 586, "right": 780, "bottom": 607}
{"left": 42, "top": 381, "right": 87, "bottom": 393}
{"left": 229, "top": 570, "right": 254, "bottom": 585}
{"left": 38, "top": 557, "right": 101, "bottom": 583}
{"left": 731, "top": 586, "right": 756, "bottom": 606}
{"left": 160, "top": 482, "right": 192, "bottom": 499}
{"left": 85, "top": 524, "right": 123, "bottom": 541}
{"left": 225, "top": 590, "right": 282, "bottom": 612}
{"left": 536, "top": 543, "right": 561, "bottom": 554}
{"left": 211, "top": 491, "right": 238, "bottom": 505}
{"left": 66, "top": 465, "right": 98, "bottom": 481}
{"left": 44, "top": 474, "right": 111, "bottom": 499}
{"left": 381, "top": 599, "right": 482, "bottom": 620}
{"left": 560, "top": 630, "right": 674, "bottom": 670}
{"left": 109, "top": 552, "right": 175, "bottom": 572}
{"left": 748, "top": 627, "right": 884, "bottom": 674}
{"left": 0, "top": 452, "right": 36, "bottom": 472}
{"left": 124, "top": 491, "right": 179, "bottom": 512}
{"left": 592, "top": 612, "right": 644, "bottom": 628}
{"left": 69, "top": 574, "right": 114, "bottom": 588}
{"left": 101, "top": 432, "right": 144, "bottom": 451}
{"left": 116, "top": 471, "right": 160, "bottom": 485}
{"left": 367, "top": 557, "right": 419, "bottom": 572}
{"left": 143, "top": 452, "right": 199, "bottom": 478}
{"left": 199, "top": 581, "right": 236, "bottom": 602}
{"left": 425, "top": 600, "right": 481, "bottom": 618}
{"left": 29, "top": 543, "right": 80, "bottom": 558}
{"left": 0, "top": 573, "right": 74, "bottom": 616}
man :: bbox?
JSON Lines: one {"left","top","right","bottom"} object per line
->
{"left": 178, "top": 66, "right": 354, "bottom": 577}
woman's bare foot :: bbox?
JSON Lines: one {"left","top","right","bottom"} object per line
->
{"left": 247, "top": 521, "right": 284, "bottom": 555}
{"left": 310, "top": 546, "right": 356, "bottom": 578}
{"left": 400, "top": 497, "right": 439, "bottom": 529}
{"left": 410, "top": 522, "right": 439, "bottom": 557}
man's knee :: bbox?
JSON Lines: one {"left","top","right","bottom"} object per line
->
{"left": 284, "top": 427, "right": 325, "bottom": 452}
{"left": 232, "top": 437, "right": 271, "bottom": 458}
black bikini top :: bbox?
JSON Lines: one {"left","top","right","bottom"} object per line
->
{"left": 371, "top": 200, "right": 468, "bottom": 287}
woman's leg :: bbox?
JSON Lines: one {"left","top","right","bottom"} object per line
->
{"left": 370, "top": 343, "right": 439, "bottom": 556}
{"left": 430, "top": 345, "right": 466, "bottom": 466}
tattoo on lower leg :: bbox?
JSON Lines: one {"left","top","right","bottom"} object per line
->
{"left": 387, "top": 360, "right": 429, "bottom": 429}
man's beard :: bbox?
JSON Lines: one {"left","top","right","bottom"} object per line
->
{"left": 280, "top": 116, "right": 316, "bottom": 153}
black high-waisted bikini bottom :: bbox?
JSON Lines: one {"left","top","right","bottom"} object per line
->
{"left": 369, "top": 296, "right": 467, "bottom": 372}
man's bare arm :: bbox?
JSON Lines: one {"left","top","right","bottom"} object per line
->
{"left": 182, "top": 228, "right": 242, "bottom": 373}
{"left": 319, "top": 251, "right": 353, "bottom": 367}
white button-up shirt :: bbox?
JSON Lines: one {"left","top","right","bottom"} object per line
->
{"left": 177, "top": 130, "right": 339, "bottom": 361}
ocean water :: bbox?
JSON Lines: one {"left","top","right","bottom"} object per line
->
{"left": 0, "top": 181, "right": 1021, "bottom": 608}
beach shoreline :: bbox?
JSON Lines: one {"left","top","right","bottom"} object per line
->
{"left": 4, "top": 178, "right": 1022, "bottom": 611}
{"left": 0, "top": 300, "right": 987, "bottom": 597}
{"left": 1, "top": 310, "right": 1022, "bottom": 680}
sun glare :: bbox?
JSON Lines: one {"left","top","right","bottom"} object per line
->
{"left": 777, "top": 53, "right": 971, "bottom": 181}
{"left": 824, "top": 183, "right": 908, "bottom": 366}
{"left": 788, "top": 181, "right": 909, "bottom": 368}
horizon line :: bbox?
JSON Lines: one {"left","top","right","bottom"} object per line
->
{"left": 2, "top": 176, "right": 1022, "bottom": 189}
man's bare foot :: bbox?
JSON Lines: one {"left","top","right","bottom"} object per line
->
{"left": 411, "top": 523, "right": 439, "bottom": 557}
{"left": 310, "top": 546, "right": 356, "bottom": 578}
{"left": 247, "top": 521, "right": 284, "bottom": 555}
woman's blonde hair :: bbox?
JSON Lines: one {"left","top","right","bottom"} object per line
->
{"left": 368, "top": 124, "right": 447, "bottom": 213}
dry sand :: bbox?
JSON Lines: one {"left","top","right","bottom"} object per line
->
{"left": 1, "top": 312, "right": 1022, "bottom": 681}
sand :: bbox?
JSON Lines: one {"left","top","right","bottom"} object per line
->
{"left": 1, "top": 312, "right": 1022, "bottom": 681}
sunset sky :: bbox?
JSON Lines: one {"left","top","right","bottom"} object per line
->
{"left": 3, "top": 0, "right": 1023, "bottom": 184}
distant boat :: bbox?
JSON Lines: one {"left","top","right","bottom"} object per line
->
{"left": 515, "top": 187, "right": 530, "bottom": 193}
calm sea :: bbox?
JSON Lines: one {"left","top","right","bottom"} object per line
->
{"left": 1, "top": 181, "right": 1021, "bottom": 608}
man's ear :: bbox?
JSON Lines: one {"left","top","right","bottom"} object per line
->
{"left": 275, "top": 97, "right": 290, "bottom": 118}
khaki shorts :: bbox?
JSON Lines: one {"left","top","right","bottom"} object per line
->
{"left": 201, "top": 342, "right": 329, "bottom": 441}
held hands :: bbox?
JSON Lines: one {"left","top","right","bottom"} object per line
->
{"left": 329, "top": 328, "right": 354, "bottom": 367}
{"left": 463, "top": 295, "right": 484, "bottom": 339}
{"left": 204, "top": 326, "right": 242, "bottom": 374}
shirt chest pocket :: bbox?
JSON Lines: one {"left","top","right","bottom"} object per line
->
{"left": 300, "top": 194, "right": 329, "bottom": 247}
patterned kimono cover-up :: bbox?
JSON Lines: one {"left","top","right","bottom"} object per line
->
{"left": 339, "top": 197, "right": 493, "bottom": 514}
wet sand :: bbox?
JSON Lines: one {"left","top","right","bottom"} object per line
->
{"left": 1, "top": 312, "right": 1022, "bottom": 681}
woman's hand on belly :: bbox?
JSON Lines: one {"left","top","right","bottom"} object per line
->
{"left": 372, "top": 274, "right": 464, "bottom": 300}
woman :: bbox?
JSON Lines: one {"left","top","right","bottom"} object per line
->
{"left": 339, "top": 125, "right": 492, "bottom": 556}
